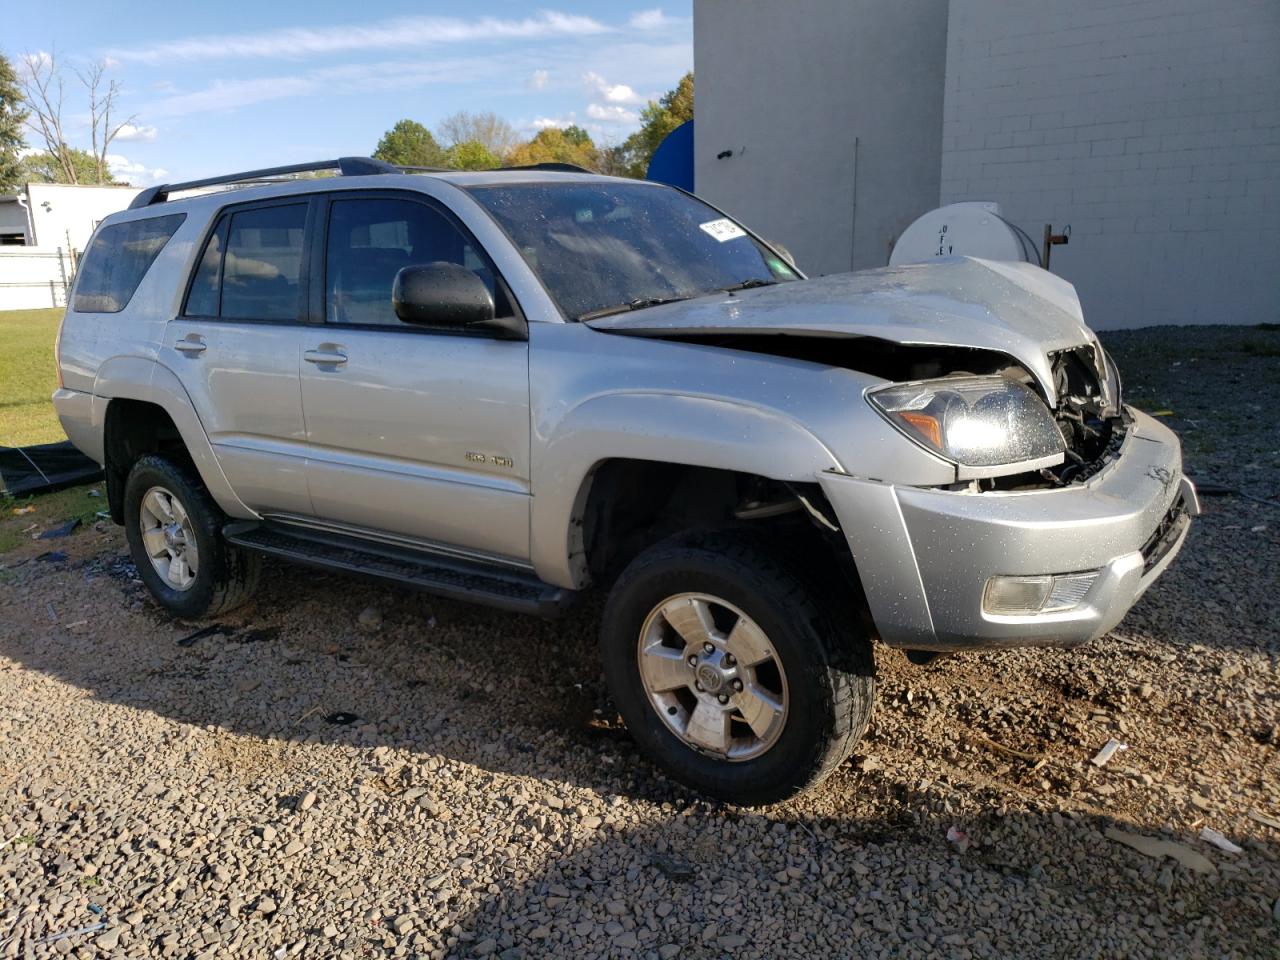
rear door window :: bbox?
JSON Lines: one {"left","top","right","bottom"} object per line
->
{"left": 73, "top": 213, "right": 186, "bottom": 313}
{"left": 219, "top": 204, "right": 307, "bottom": 321}
{"left": 184, "top": 215, "right": 227, "bottom": 318}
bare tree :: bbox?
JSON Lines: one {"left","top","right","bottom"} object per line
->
{"left": 16, "top": 50, "right": 75, "bottom": 183}
{"left": 76, "top": 59, "right": 136, "bottom": 185}
{"left": 437, "top": 111, "right": 521, "bottom": 160}
{"left": 16, "top": 49, "right": 136, "bottom": 185}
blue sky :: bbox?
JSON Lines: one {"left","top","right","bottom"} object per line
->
{"left": 6, "top": 2, "right": 692, "bottom": 185}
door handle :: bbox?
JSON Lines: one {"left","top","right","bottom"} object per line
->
{"left": 304, "top": 346, "right": 347, "bottom": 366}
{"left": 174, "top": 334, "right": 206, "bottom": 356}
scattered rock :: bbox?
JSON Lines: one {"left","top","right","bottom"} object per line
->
{"left": 356, "top": 606, "right": 383, "bottom": 633}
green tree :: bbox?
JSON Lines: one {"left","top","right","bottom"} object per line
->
{"left": 561, "top": 124, "right": 591, "bottom": 148}
{"left": 506, "top": 127, "right": 599, "bottom": 170}
{"left": 372, "top": 119, "right": 447, "bottom": 168}
{"left": 21, "top": 147, "right": 121, "bottom": 185}
{"left": 620, "top": 71, "right": 693, "bottom": 178}
{"left": 446, "top": 140, "right": 499, "bottom": 171}
{"left": 0, "top": 52, "right": 27, "bottom": 192}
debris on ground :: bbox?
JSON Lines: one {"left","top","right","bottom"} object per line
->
{"left": 37, "top": 518, "right": 82, "bottom": 540}
{"left": 651, "top": 853, "right": 697, "bottom": 881}
{"left": 945, "top": 825, "right": 972, "bottom": 852}
{"left": 1199, "top": 826, "right": 1243, "bottom": 854}
{"left": 1104, "top": 827, "right": 1217, "bottom": 875}
{"left": 175, "top": 624, "right": 235, "bottom": 647}
{"left": 1091, "top": 738, "right": 1128, "bottom": 767}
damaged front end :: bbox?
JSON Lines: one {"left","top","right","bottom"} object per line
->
{"left": 981, "top": 344, "right": 1128, "bottom": 491}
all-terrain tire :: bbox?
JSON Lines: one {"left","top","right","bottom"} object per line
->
{"left": 123, "top": 454, "right": 260, "bottom": 619}
{"left": 601, "top": 529, "right": 875, "bottom": 805}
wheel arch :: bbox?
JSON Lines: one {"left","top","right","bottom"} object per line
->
{"left": 529, "top": 392, "right": 844, "bottom": 589}
{"left": 94, "top": 356, "right": 254, "bottom": 523}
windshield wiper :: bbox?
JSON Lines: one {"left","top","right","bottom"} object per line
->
{"left": 576, "top": 296, "right": 691, "bottom": 322}
{"left": 721, "top": 278, "right": 779, "bottom": 293}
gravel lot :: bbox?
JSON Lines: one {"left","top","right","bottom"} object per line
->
{"left": 2, "top": 325, "right": 1278, "bottom": 959}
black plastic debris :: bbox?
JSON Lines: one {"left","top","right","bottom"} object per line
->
{"left": 651, "top": 853, "right": 697, "bottom": 881}
{"left": 176, "top": 624, "right": 236, "bottom": 647}
{"left": 325, "top": 712, "right": 359, "bottom": 726}
{"left": 0, "top": 441, "right": 102, "bottom": 498}
{"left": 35, "top": 551, "right": 68, "bottom": 563}
{"left": 38, "top": 518, "right": 82, "bottom": 540}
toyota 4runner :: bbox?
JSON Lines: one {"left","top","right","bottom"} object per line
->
{"left": 53, "top": 157, "right": 1197, "bottom": 804}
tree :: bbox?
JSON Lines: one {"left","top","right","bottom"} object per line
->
{"left": 21, "top": 147, "right": 121, "bottom": 185}
{"left": 505, "top": 127, "right": 599, "bottom": 170}
{"left": 0, "top": 52, "right": 28, "bottom": 192}
{"left": 620, "top": 71, "right": 693, "bottom": 178}
{"left": 16, "top": 50, "right": 136, "bottom": 185}
{"left": 372, "top": 119, "right": 447, "bottom": 168}
{"left": 437, "top": 111, "right": 520, "bottom": 160}
{"left": 561, "top": 125, "right": 591, "bottom": 148}
{"left": 445, "top": 140, "right": 499, "bottom": 171}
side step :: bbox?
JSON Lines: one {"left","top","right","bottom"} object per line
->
{"left": 223, "top": 521, "right": 575, "bottom": 617}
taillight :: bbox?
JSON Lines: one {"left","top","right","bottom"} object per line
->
{"left": 54, "top": 314, "right": 65, "bottom": 389}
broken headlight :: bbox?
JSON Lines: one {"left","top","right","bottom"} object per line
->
{"left": 867, "top": 376, "right": 1065, "bottom": 474}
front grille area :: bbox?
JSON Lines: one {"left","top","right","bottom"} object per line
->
{"left": 1141, "top": 498, "right": 1190, "bottom": 574}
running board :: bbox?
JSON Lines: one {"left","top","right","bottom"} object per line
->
{"left": 223, "top": 521, "right": 575, "bottom": 617}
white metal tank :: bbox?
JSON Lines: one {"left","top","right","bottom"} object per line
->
{"left": 889, "top": 202, "right": 1041, "bottom": 266}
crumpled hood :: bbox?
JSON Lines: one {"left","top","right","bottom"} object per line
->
{"left": 586, "top": 257, "right": 1097, "bottom": 405}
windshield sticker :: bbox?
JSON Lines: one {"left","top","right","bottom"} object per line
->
{"left": 699, "top": 218, "right": 747, "bottom": 243}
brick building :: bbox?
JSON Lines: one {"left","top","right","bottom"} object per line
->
{"left": 694, "top": 0, "right": 1280, "bottom": 328}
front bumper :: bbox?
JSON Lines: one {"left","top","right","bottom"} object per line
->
{"left": 819, "top": 408, "right": 1198, "bottom": 651}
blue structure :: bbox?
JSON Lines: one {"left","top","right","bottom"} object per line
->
{"left": 645, "top": 120, "right": 694, "bottom": 192}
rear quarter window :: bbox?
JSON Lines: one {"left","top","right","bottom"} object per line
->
{"left": 73, "top": 213, "right": 186, "bottom": 313}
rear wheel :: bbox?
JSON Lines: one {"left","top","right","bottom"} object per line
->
{"left": 601, "top": 530, "right": 875, "bottom": 805}
{"left": 123, "top": 454, "right": 260, "bottom": 619}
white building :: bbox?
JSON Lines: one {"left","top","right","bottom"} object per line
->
{"left": 0, "top": 182, "right": 142, "bottom": 310}
{"left": 694, "top": 0, "right": 1280, "bottom": 329}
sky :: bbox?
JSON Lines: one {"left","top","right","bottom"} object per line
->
{"left": 5, "top": 1, "right": 693, "bottom": 185}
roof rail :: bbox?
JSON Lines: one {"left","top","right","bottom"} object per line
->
{"left": 497, "top": 162, "right": 596, "bottom": 174}
{"left": 128, "top": 156, "right": 399, "bottom": 209}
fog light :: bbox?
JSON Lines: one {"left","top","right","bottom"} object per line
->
{"left": 983, "top": 572, "right": 1099, "bottom": 616}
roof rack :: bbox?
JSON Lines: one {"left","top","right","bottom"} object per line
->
{"left": 128, "top": 157, "right": 601, "bottom": 210}
{"left": 498, "top": 162, "right": 595, "bottom": 174}
{"left": 128, "top": 156, "right": 398, "bottom": 209}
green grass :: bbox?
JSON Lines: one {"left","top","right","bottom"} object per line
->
{"left": 0, "top": 483, "right": 102, "bottom": 555}
{"left": 0, "top": 308, "right": 66, "bottom": 447}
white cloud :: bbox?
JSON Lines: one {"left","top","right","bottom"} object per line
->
{"left": 586, "top": 103, "right": 640, "bottom": 125}
{"left": 107, "top": 154, "right": 169, "bottom": 186}
{"left": 528, "top": 69, "right": 549, "bottom": 91}
{"left": 114, "top": 123, "right": 158, "bottom": 142}
{"left": 144, "top": 58, "right": 493, "bottom": 117}
{"left": 583, "top": 71, "right": 645, "bottom": 105}
{"left": 530, "top": 113, "right": 578, "bottom": 131}
{"left": 108, "top": 11, "right": 611, "bottom": 64}
{"left": 628, "top": 9, "right": 671, "bottom": 30}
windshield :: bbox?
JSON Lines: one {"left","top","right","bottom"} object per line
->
{"left": 466, "top": 181, "right": 798, "bottom": 320}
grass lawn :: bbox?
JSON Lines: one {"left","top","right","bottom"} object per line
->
{"left": 0, "top": 308, "right": 66, "bottom": 447}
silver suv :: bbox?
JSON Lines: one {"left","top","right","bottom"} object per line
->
{"left": 54, "top": 157, "right": 1197, "bottom": 804}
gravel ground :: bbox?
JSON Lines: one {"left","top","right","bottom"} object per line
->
{"left": 1, "top": 324, "right": 1278, "bottom": 960}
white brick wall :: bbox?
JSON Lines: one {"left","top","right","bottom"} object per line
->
{"left": 941, "top": 0, "right": 1280, "bottom": 328}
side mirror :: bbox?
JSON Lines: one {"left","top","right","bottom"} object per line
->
{"left": 392, "top": 262, "right": 523, "bottom": 339}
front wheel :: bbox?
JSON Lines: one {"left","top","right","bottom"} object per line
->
{"left": 601, "top": 530, "right": 875, "bottom": 805}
